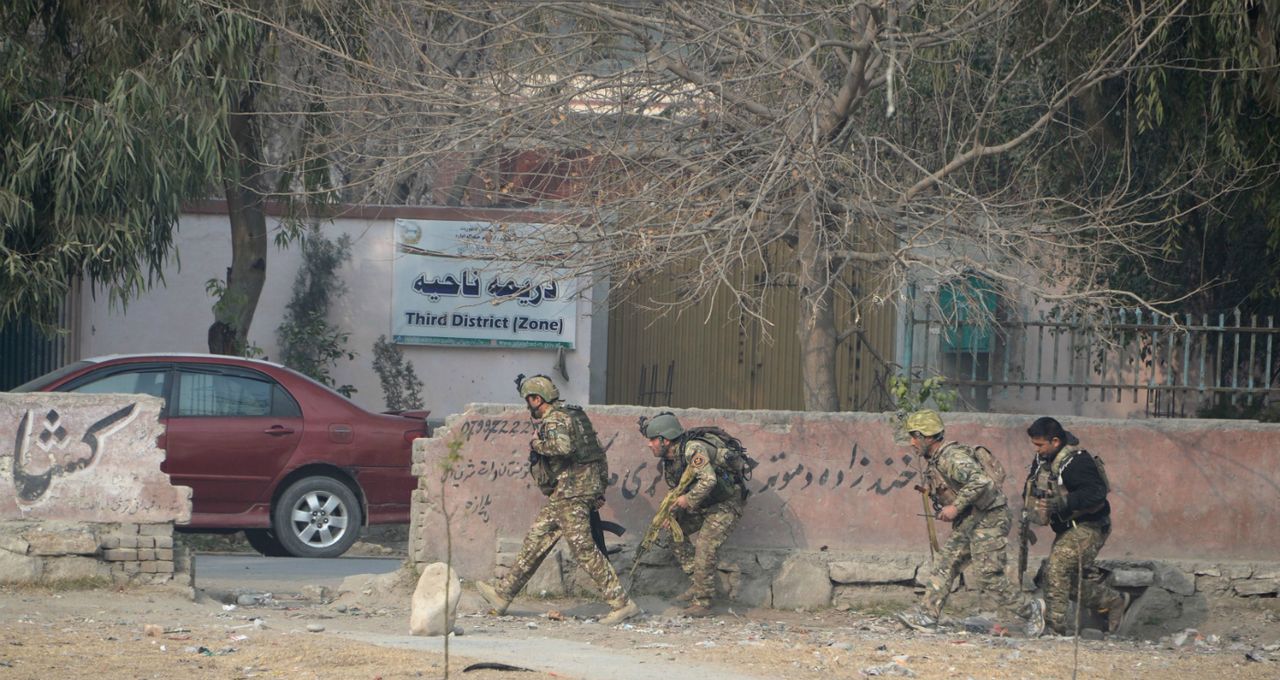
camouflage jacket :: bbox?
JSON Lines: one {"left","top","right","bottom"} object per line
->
{"left": 663, "top": 438, "right": 739, "bottom": 511}
{"left": 926, "top": 441, "right": 1005, "bottom": 515}
{"left": 531, "top": 404, "right": 608, "bottom": 501}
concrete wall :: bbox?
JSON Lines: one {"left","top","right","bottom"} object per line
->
{"left": 77, "top": 210, "right": 601, "bottom": 419}
{"left": 410, "top": 406, "right": 1280, "bottom": 581}
{"left": 0, "top": 393, "right": 192, "bottom": 584}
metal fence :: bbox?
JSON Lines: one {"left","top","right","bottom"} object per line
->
{"left": 903, "top": 308, "right": 1280, "bottom": 417}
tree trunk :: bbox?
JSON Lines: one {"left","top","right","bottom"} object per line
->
{"left": 209, "top": 89, "right": 268, "bottom": 356}
{"left": 795, "top": 214, "right": 840, "bottom": 411}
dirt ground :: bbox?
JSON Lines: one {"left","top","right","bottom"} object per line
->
{"left": 1, "top": 568, "right": 1277, "bottom": 680}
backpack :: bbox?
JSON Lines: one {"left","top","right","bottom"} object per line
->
{"left": 683, "top": 426, "right": 760, "bottom": 501}
{"left": 970, "top": 445, "right": 1007, "bottom": 490}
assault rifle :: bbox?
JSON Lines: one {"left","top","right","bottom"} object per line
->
{"left": 1017, "top": 457, "right": 1044, "bottom": 584}
{"left": 913, "top": 483, "right": 940, "bottom": 558}
{"left": 627, "top": 459, "right": 698, "bottom": 585}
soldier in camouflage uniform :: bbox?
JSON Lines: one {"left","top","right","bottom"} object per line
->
{"left": 897, "top": 410, "right": 1045, "bottom": 637}
{"left": 475, "top": 375, "right": 641, "bottom": 625}
{"left": 1026, "top": 416, "right": 1128, "bottom": 635}
{"left": 641, "top": 413, "right": 746, "bottom": 617}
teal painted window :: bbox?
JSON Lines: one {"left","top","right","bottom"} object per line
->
{"left": 938, "top": 276, "right": 997, "bottom": 353}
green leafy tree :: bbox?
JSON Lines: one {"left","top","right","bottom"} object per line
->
{"left": 0, "top": 0, "right": 254, "bottom": 332}
{"left": 372, "top": 335, "right": 424, "bottom": 411}
{"left": 276, "top": 228, "right": 355, "bottom": 396}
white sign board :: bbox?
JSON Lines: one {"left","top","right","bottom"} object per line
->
{"left": 391, "top": 219, "right": 576, "bottom": 349}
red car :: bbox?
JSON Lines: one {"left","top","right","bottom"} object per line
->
{"left": 14, "top": 354, "right": 429, "bottom": 558}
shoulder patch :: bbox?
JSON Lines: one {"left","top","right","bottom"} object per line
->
{"left": 690, "top": 452, "right": 709, "bottom": 468}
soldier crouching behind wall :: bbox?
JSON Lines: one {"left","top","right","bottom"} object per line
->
{"left": 1025, "top": 416, "right": 1128, "bottom": 635}
{"left": 641, "top": 412, "right": 749, "bottom": 617}
{"left": 474, "top": 374, "right": 641, "bottom": 625}
{"left": 897, "top": 410, "right": 1046, "bottom": 637}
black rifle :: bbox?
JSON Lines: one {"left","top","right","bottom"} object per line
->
{"left": 589, "top": 509, "right": 626, "bottom": 560}
{"left": 1017, "top": 457, "right": 1044, "bottom": 584}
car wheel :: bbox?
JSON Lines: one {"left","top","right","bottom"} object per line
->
{"left": 272, "top": 476, "right": 363, "bottom": 558}
{"left": 243, "top": 529, "right": 290, "bottom": 557}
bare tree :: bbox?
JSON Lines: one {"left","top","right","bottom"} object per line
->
{"left": 215, "top": 0, "right": 1277, "bottom": 410}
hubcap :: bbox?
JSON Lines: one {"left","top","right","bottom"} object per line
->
{"left": 290, "top": 489, "right": 349, "bottom": 548}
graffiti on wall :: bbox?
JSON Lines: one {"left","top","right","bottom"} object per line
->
{"left": 450, "top": 416, "right": 918, "bottom": 522}
{"left": 10, "top": 404, "right": 138, "bottom": 507}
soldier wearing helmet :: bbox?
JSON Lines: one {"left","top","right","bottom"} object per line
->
{"left": 475, "top": 374, "right": 641, "bottom": 625}
{"left": 897, "top": 410, "right": 1045, "bottom": 637}
{"left": 642, "top": 412, "right": 747, "bottom": 617}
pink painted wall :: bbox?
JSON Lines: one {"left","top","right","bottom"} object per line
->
{"left": 411, "top": 405, "right": 1280, "bottom": 578}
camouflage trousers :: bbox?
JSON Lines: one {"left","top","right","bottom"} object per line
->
{"left": 495, "top": 496, "right": 627, "bottom": 608}
{"left": 1044, "top": 520, "right": 1123, "bottom": 633}
{"left": 671, "top": 497, "right": 743, "bottom": 607}
{"left": 921, "top": 504, "right": 1027, "bottom": 620}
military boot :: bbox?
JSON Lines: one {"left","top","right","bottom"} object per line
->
{"left": 896, "top": 607, "right": 938, "bottom": 632}
{"left": 1103, "top": 592, "right": 1130, "bottom": 634}
{"left": 1023, "top": 597, "right": 1046, "bottom": 638}
{"left": 681, "top": 604, "right": 712, "bottom": 617}
{"left": 673, "top": 586, "right": 697, "bottom": 603}
{"left": 475, "top": 581, "right": 511, "bottom": 616}
{"left": 600, "top": 599, "right": 642, "bottom": 625}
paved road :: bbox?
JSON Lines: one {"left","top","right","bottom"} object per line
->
{"left": 194, "top": 553, "right": 402, "bottom": 593}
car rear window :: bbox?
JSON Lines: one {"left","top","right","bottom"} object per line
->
{"left": 10, "top": 361, "right": 94, "bottom": 392}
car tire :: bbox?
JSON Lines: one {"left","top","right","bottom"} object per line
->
{"left": 272, "top": 476, "right": 363, "bottom": 558}
{"left": 243, "top": 529, "right": 290, "bottom": 557}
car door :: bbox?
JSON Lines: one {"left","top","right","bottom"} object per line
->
{"left": 162, "top": 364, "right": 304, "bottom": 516}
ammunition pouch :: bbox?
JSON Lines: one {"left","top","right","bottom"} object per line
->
{"left": 529, "top": 451, "right": 557, "bottom": 496}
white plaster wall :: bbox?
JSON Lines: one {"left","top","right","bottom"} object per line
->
{"left": 77, "top": 212, "right": 598, "bottom": 421}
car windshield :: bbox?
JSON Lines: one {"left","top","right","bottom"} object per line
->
{"left": 10, "top": 361, "right": 95, "bottom": 392}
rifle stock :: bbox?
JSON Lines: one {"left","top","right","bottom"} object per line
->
{"left": 913, "top": 484, "right": 940, "bottom": 557}
{"left": 627, "top": 461, "right": 698, "bottom": 584}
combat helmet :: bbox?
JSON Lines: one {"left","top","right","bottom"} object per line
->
{"left": 640, "top": 412, "right": 684, "bottom": 440}
{"left": 904, "top": 409, "right": 945, "bottom": 437}
{"left": 518, "top": 374, "right": 560, "bottom": 402}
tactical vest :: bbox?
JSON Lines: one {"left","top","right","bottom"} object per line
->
{"left": 529, "top": 404, "right": 606, "bottom": 496}
{"left": 925, "top": 442, "right": 1003, "bottom": 511}
{"left": 558, "top": 404, "right": 607, "bottom": 465}
{"left": 1025, "top": 446, "right": 1108, "bottom": 525}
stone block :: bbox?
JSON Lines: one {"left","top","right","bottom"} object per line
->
{"left": 1150, "top": 562, "right": 1196, "bottom": 596}
{"left": 42, "top": 556, "right": 109, "bottom": 582}
{"left": 1225, "top": 565, "right": 1255, "bottom": 580}
{"left": 1195, "top": 575, "right": 1230, "bottom": 595}
{"left": 1255, "top": 568, "right": 1280, "bottom": 580}
{"left": 153, "top": 560, "right": 174, "bottom": 574}
{"left": 153, "top": 536, "right": 174, "bottom": 549}
{"left": 123, "top": 561, "right": 142, "bottom": 575}
{"left": 829, "top": 557, "right": 918, "bottom": 584}
{"left": 496, "top": 537, "right": 524, "bottom": 554}
{"left": 140, "top": 523, "right": 172, "bottom": 536}
{"left": 136, "top": 549, "right": 155, "bottom": 561}
{"left": 1111, "top": 569, "right": 1155, "bottom": 588}
{"left": 117, "top": 536, "right": 140, "bottom": 549}
{"left": 25, "top": 528, "right": 98, "bottom": 556}
{"left": 135, "top": 536, "right": 155, "bottom": 549}
{"left": 102, "top": 548, "right": 138, "bottom": 562}
{"left": 142, "top": 561, "right": 159, "bottom": 573}
{"left": 1121, "top": 586, "right": 1209, "bottom": 640}
{"left": 771, "top": 554, "right": 832, "bottom": 611}
{"left": 525, "top": 547, "right": 566, "bottom": 597}
{"left": 1233, "top": 579, "right": 1279, "bottom": 597}
{"left": 0, "top": 534, "right": 30, "bottom": 555}
{"left": 0, "top": 549, "right": 41, "bottom": 583}
{"left": 100, "top": 536, "right": 121, "bottom": 549}
{"left": 156, "top": 548, "right": 174, "bottom": 561}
